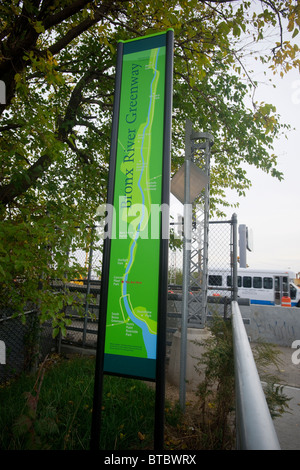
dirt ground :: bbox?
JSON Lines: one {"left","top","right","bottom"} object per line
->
{"left": 146, "top": 376, "right": 200, "bottom": 406}
{"left": 164, "top": 381, "right": 200, "bottom": 406}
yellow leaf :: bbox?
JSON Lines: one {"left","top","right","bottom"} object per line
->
{"left": 138, "top": 431, "right": 145, "bottom": 441}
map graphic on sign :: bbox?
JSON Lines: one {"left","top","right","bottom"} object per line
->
{"left": 103, "top": 34, "right": 169, "bottom": 379}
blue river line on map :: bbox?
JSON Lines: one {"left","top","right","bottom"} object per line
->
{"left": 121, "top": 48, "right": 160, "bottom": 359}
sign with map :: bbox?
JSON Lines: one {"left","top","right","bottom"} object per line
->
{"left": 103, "top": 31, "right": 173, "bottom": 380}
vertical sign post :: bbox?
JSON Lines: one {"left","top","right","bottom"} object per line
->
{"left": 91, "top": 30, "right": 173, "bottom": 450}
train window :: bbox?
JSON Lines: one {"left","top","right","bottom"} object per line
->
{"left": 283, "top": 276, "right": 288, "bottom": 292}
{"left": 227, "top": 275, "right": 242, "bottom": 287}
{"left": 263, "top": 277, "right": 273, "bottom": 289}
{"left": 253, "top": 277, "right": 262, "bottom": 288}
{"left": 208, "top": 275, "right": 222, "bottom": 286}
{"left": 243, "top": 276, "right": 252, "bottom": 288}
{"left": 290, "top": 284, "right": 296, "bottom": 300}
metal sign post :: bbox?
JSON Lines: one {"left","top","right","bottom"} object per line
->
{"left": 90, "top": 29, "right": 173, "bottom": 451}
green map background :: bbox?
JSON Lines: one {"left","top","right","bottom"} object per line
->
{"left": 104, "top": 35, "right": 167, "bottom": 378}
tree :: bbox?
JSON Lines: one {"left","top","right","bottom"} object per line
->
{"left": 0, "top": 1, "right": 299, "bottom": 326}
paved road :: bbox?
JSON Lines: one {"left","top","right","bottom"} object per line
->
{"left": 274, "top": 385, "right": 300, "bottom": 450}
{"left": 259, "top": 345, "right": 300, "bottom": 450}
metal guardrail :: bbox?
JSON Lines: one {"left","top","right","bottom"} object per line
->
{"left": 231, "top": 300, "right": 281, "bottom": 450}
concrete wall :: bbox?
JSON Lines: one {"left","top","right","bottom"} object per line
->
{"left": 240, "top": 305, "right": 300, "bottom": 347}
{"left": 167, "top": 299, "right": 300, "bottom": 348}
{"left": 167, "top": 327, "right": 212, "bottom": 392}
{"left": 166, "top": 301, "right": 300, "bottom": 395}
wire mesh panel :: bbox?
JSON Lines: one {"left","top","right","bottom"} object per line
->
{"left": 0, "top": 311, "right": 55, "bottom": 384}
{"left": 207, "top": 218, "right": 235, "bottom": 318}
{"left": 67, "top": 225, "right": 103, "bottom": 281}
{"left": 187, "top": 203, "right": 207, "bottom": 327}
{"left": 168, "top": 248, "right": 183, "bottom": 287}
{"left": 0, "top": 225, "right": 105, "bottom": 380}
{"left": 207, "top": 219, "right": 234, "bottom": 295}
{"left": 62, "top": 225, "right": 103, "bottom": 347}
{"left": 167, "top": 215, "right": 236, "bottom": 342}
{"left": 167, "top": 248, "right": 183, "bottom": 356}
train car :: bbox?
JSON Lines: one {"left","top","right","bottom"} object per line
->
{"left": 207, "top": 267, "right": 300, "bottom": 306}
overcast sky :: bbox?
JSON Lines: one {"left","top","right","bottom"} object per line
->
{"left": 223, "top": 62, "right": 300, "bottom": 274}
{"left": 170, "top": 36, "right": 300, "bottom": 275}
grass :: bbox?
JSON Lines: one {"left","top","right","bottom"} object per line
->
{"left": 0, "top": 317, "right": 289, "bottom": 451}
{"left": 0, "top": 354, "right": 181, "bottom": 450}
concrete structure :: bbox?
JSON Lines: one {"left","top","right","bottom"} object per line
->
{"left": 239, "top": 305, "right": 300, "bottom": 348}
{"left": 167, "top": 327, "right": 212, "bottom": 392}
{"left": 169, "top": 299, "right": 300, "bottom": 348}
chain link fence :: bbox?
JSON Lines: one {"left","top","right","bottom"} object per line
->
{"left": 206, "top": 217, "right": 236, "bottom": 318}
{"left": 0, "top": 310, "right": 55, "bottom": 384}
{"left": 166, "top": 215, "right": 236, "bottom": 355}
{"left": 0, "top": 225, "right": 103, "bottom": 383}
{"left": 60, "top": 225, "right": 103, "bottom": 349}
{"left": 0, "top": 217, "right": 236, "bottom": 380}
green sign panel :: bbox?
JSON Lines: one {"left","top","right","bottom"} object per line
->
{"left": 103, "top": 31, "right": 173, "bottom": 380}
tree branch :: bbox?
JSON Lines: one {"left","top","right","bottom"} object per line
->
{"left": 0, "top": 153, "right": 52, "bottom": 206}
{"left": 65, "top": 137, "right": 92, "bottom": 164}
{"left": 41, "top": 0, "right": 92, "bottom": 30}
{"left": 261, "top": 0, "right": 284, "bottom": 53}
{"left": 48, "top": 16, "right": 102, "bottom": 56}
{"left": 0, "top": 66, "right": 103, "bottom": 205}
{"left": 0, "top": 123, "right": 23, "bottom": 132}
{"left": 0, "top": 0, "right": 125, "bottom": 116}
{"left": 58, "top": 69, "right": 100, "bottom": 140}
{"left": 75, "top": 119, "right": 106, "bottom": 136}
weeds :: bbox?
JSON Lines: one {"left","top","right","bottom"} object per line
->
{"left": 252, "top": 340, "right": 292, "bottom": 419}
{"left": 189, "top": 314, "right": 291, "bottom": 449}
{"left": 0, "top": 354, "right": 180, "bottom": 450}
{"left": 192, "top": 315, "right": 236, "bottom": 449}
{"left": 0, "top": 317, "right": 291, "bottom": 450}
{"left": 11, "top": 355, "right": 59, "bottom": 449}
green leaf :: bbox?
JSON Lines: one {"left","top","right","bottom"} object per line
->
{"left": 0, "top": 0, "right": 296, "bottom": 326}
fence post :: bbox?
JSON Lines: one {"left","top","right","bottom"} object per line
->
{"left": 231, "top": 213, "right": 238, "bottom": 302}
{"left": 179, "top": 120, "right": 192, "bottom": 411}
{"left": 83, "top": 226, "right": 94, "bottom": 346}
